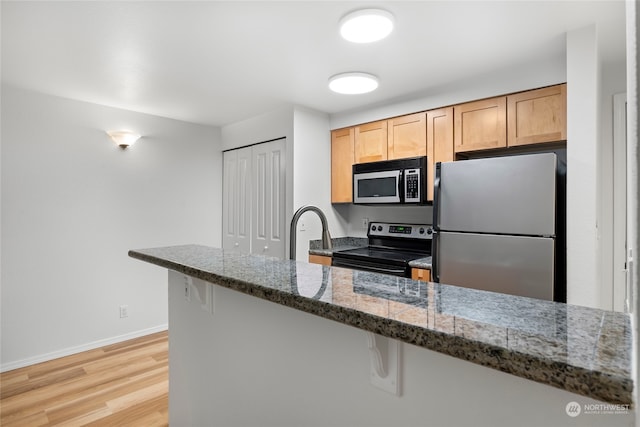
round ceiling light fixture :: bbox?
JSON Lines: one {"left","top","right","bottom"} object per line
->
{"left": 328, "top": 72, "right": 379, "bottom": 94}
{"left": 339, "top": 9, "right": 394, "bottom": 43}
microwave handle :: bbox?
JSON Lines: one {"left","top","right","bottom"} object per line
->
{"left": 398, "top": 170, "right": 404, "bottom": 201}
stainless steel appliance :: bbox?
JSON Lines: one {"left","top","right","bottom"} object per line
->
{"left": 432, "top": 152, "right": 566, "bottom": 302}
{"left": 353, "top": 156, "right": 427, "bottom": 204}
{"left": 332, "top": 222, "right": 432, "bottom": 277}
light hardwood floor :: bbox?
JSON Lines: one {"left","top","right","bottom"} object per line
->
{"left": 0, "top": 331, "right": 168, "bottom": 426}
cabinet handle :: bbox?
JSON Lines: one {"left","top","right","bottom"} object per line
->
{"left": 234, "top": 242, "right": 239, "bottom": 247}
{"left": 264, "top": 246, "right": 269, "bottom": 251}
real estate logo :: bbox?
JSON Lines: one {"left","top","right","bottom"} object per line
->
{"left": 565, "top": 401, "right": 581, "bottom": 417}
{"left": 565, "top": 401, "right": 630, "bottom": 417}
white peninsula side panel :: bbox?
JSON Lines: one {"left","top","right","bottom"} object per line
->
{"left": 167, "top": 271, "right": 631, "bottom": 427}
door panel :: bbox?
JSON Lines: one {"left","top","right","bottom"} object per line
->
{"left": 222, "top": 147, "right": 252, "bottom": 254}
{"left": 437, "top": 232, "right": 555, "bottom": 301}
{"left": 252, "top": 138, "right": 286, "bottom": 259}
{"left": 437, "top": 153, "right": 556, "bottom": 236}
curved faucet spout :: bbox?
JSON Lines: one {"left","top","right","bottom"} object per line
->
{"left": 290, "top": 205, "right": 332, "bottom": 260}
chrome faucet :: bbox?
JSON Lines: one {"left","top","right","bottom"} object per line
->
{"left": 290, "top": 205, "right": 332, "bottom": 260}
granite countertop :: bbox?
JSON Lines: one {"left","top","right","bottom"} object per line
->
{"left": 408, "top": 256, "right": 431, "bottom": 269}
{"left": 308, "top": 237, "right": 367, "bottom": 256}
{"left": 129, "top": 244, "right": 632, "bottom": 405}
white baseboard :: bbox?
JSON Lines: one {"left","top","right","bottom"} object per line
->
{"left": 0, "top": 324, "right": 168, "bottom": 373}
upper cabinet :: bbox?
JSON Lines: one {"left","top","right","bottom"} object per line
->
{"left": 331, "top": 84, "right": 567, "bottom": 204}
{"left": 507, "top": 84, "right": 567, "bottom": 147}
{"left": 426, "top": 107, "right": 454, "bottom": 201}
{"left": 387, "top": 113, "right": 426, "bottom": 160}
{"left": 355, "top": 120, "right": 388, "bottom": 163}
{"left": 454, "top": 96, "right": 507, "bottom": 153}
{"left": 331, "top": 127, "right": 355, "bottom": 204}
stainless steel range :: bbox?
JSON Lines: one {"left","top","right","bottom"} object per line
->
{"left": 331, "top": 222, "right": 432, "bottom": 277}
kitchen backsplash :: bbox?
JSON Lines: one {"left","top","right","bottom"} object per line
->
{"left": 344, "top": 204, "right": 433, "bottom": 237}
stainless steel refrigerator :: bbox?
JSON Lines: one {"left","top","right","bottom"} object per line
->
{"left": 432, "top": 152, "right": 566, "bottom": 302}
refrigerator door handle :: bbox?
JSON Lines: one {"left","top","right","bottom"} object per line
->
{"left": 432, "top": 162, "right": 442, "bottom": 230}
{"left": 432, "top": 230, "right": 440, "bottom": 282}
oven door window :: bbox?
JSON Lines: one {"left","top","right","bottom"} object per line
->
{"left": 354, "top": 170, "right": 401, "bottom": 203}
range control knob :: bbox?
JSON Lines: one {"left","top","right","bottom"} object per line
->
{"left": 419, "top": 227, "right": 425, "bottom": 234}
{"left": 371, "top": 224, "right": 376, "bottom": 231}
{"left": 377, "top": 225, "right": 383, "bottom": 231}
{"left": 427, "top": 228, "right": 433, "bottom": 235}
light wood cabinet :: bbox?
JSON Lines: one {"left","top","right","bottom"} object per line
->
{"left": 454, "top": 96, "right": 507, "bottom": 153}
{"left": 309, "top": 254, "right": 332, "bottom": 266}
{"left": 387, "top": 113, "right": 426, "bottom": 160}
{"left": 330, "top": 84, "right": 566, "bottom": 205}
{"left": 411, "top": 268, "right": 431, "bottom": 282}
{"left": 331, "top": 128, "right": 354, "bottom": 203}
{"left": 507, "top": 84, "right": 567, "bottom": 147}
{"left": 426, "top": 107, "right": 454, "bottom": 201}
{"left": 355, "top": 120, "right": 388, "bottom": 163}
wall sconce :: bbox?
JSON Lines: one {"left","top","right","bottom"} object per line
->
{"left": 107, "top": 130, "right": 141, "bottom": 149}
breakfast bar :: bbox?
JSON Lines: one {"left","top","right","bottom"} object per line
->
{"left": 130, "top": 244, "right": 633, "bottom": 426}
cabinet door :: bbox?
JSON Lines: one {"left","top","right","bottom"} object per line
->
{"left": 426, "top": 107, "right": 454, "bottom": 202}
{"left": 507, "top": 84, "right": 567, "bottom": 147}
{"left": 222, "top": 147, "right": 252, "bottom": 254}
{"left": 411, "top": 268, "right": 431, "bottom": 282}
{"left": 387, "top": 113, "right": 426, "bottom": 160}
{"left": 355, "top": 120, "right": 387, "bottom": 163}
{"left": 309, "top": 254, "right": 332, "bottom": 266}
{"left": 454, "top": 96, "right": 507, "bottom": 153}
{"left": 252, "top": 138, "right": 286, "bottom": 259}
{"left": 331, "top": 128, "right": 354, "bottom": 203}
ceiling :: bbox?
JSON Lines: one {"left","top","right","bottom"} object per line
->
{"left": 1, "top": 1, "right": 627, "bottom": 128}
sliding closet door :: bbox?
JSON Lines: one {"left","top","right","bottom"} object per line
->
{"left": 252, "top": 138, "right": 286, "bottom": 259}
{"left": 222, "top": 146, "right": 252, "bottom": 254}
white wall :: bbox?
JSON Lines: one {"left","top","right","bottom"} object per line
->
{"left": 627, "top": 1, "right": 639, "bottom": 423}
{"left": 599, "top": 59, "right": 627, "bottom": 310}
{"left": 0, "top": 85, "right": 222, "bottom": 370}
{"left": 292, "top": 106, "right": 349, "bottom": 260}
{"left": 566, "top": 25, "right": 600, "bottom": 309}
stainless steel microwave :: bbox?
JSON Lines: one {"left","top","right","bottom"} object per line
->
{"left": 353, "top": 156, "right": 428, "bottom": 204}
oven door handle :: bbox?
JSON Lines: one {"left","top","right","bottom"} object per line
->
{"left": 332, "top": 258, "right": 407, "bottom": 276}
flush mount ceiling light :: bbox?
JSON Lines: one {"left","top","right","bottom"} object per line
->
{"left": 107, "top": 130, "right": 141, "bottom": 149}
{"left": 329, "top": 72, "right": 379, "bottom": 95}
{"left": 339, "top": 9, "right": 394, "bottom": 43}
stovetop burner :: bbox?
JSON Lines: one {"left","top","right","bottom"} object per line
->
{"left": 331, "top": 222, "right": 432, "bottom": 277}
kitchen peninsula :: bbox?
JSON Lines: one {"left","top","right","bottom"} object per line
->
{"left": 130, "top": 244, "right": 633, "bottom": 427}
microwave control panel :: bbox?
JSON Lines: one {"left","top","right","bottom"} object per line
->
{"left": 404, "top": 169, "right": 421, "bottom": 203}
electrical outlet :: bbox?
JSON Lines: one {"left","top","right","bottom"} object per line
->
{"left": 362, "top": 217, "right": 369, "bottom": 229}
{"left": 119, "top": 305, "right": 129, "bottom": 318}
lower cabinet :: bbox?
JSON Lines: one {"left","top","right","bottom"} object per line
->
{"left": 411, "top": 268, "right": 431, "bottom": 282}
{"left": 309, "top": 254, "right": 332, "bottom": 266}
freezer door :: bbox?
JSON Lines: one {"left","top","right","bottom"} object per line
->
{"left": 437, "top": 153, "right": 556, "bottom": 236}
{"left": 436, "top": 232, "right": 555, "bottom": 301}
